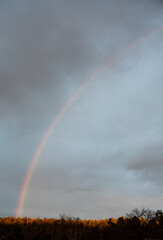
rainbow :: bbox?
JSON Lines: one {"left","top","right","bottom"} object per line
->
{"left": 16, "top": 25, "right": 163, "bottom": 217}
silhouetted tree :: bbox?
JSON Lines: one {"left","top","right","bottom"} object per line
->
{"left": 126, "top": 207, "right": 155, "bottom": 220}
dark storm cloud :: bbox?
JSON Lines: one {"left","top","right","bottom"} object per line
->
{"left": 1, "top": 0, "right": 162, "bottom": 120}
{"left": 0, "top": 1, "right": 96, "bottom": 113}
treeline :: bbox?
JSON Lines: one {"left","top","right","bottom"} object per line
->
{"left": 0, "top": 210, "right": 163, "bottom": 240}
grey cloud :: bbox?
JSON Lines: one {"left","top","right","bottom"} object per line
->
{"left": 126, "top": 144, "right": 163, "bottom": 186}
{"left": 127, "top": 144, "right": 163, "bottom": 171}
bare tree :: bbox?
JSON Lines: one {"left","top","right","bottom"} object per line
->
{"left": 126, "top": 207, "right": 155, "bottom": 220}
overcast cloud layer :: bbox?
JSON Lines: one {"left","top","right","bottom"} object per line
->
{"left": 0, "top": 0, "right": 163, "bottom": 218}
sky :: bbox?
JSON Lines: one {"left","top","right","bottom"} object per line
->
{"left": 0, "top": 0, "right": 163, "bottom": 219}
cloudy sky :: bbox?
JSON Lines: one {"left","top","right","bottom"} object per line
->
{"left": 0, "top": 0, "right": 163, "bottom": 219}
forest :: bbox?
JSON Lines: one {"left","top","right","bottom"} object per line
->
{"left": 0, "top": 208, "right": 163, "bottom": 240}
